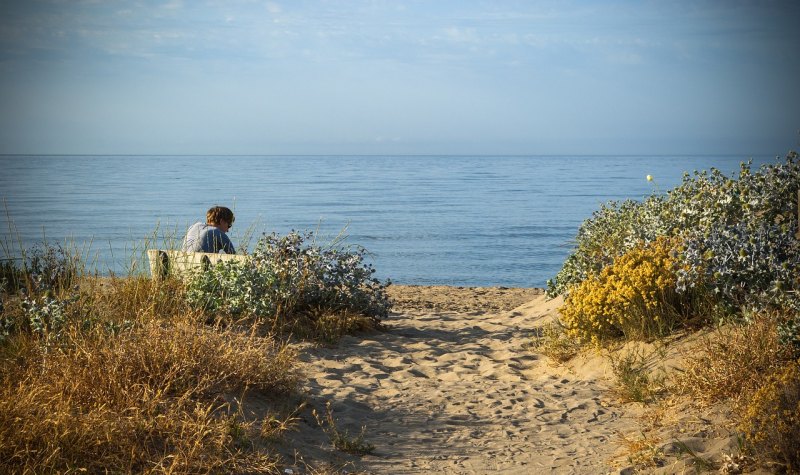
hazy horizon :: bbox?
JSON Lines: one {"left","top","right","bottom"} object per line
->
{"left": 1, "top": 1, "right": 799, "bottom": 156}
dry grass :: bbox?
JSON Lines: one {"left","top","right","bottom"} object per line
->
{"left": 617, "top": 430, "right": 665, "bottom": 470}
{"left": 528, "top": 320, "right": 581, "bottom": 364}
{"left": 670, "top": 311, "right": 795, "bottom": 405}
{"left": 84, "top": 275, "right": 192, "bottom": 323}
{"left": 610, "top": 348, "right": 666, "bottom": 404}
{"left": 738, "top": 359, "right": 800, "bottom": 471}
{"left": 0, "top": 275, "right": 299, "bottom": 474}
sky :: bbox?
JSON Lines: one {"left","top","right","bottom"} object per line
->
{"left": 0, "top": 0, "right": 799, "bottom": 156}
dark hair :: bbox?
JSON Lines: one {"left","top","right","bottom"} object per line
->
{"left": 206, "top": 206, "right": 235, "bottom": 226}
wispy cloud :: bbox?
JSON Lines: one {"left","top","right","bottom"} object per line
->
{"left": 1, "top": 1, "right": 798, "bottom": 154}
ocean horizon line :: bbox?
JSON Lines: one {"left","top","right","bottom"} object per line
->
{"left": 0, "top": 152, "right": 777, "bottom": 158}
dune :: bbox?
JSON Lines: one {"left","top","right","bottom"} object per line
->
{"left": 277, "top": 286, "right": 743, "bottom": 474}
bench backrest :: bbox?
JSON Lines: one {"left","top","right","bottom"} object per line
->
{"left": 147, "top": 250, "right": 248, "bottom": 280}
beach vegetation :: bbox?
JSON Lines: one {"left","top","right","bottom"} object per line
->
{"left": 738, "top": 360, "right": 800, "bottom": 471}
{"left": 529, "top": 320, "right": 582, "bottom": 363}
{"left": 185, "top": 230, "right": 390, "bottom": 340}
{"left": 313, "top": 401, "right": 375, "bottom": 456}
{"left": 548, "top": 152, "right": 800, "bottom": 330}
{"left": 549, "top": 150, "right": 800, "bottom": 470}
{"left": 550, "top": 151, "right": 800, "bottom": 342}
{"left": 0, "top": 228, "right": 388, "bottom": 472}
{"left": 610, "top": 348, "right": 665, "bottom": 404}
{"left": 0, "top": 298, "right": 297, "bottom": 473}
{"left": 671, "top": 310, "right": 796, "bottom": 405}
{"left": 618, "top": 431, "right": 665, "bottom": 470}
{"left": 559, "top": 236, "right": 690, "bottom": 344}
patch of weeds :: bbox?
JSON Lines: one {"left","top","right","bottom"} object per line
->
{"left": 529, "top": 321, "right": 581, "bottom": 363}
{"left": 260, "top": 402, "right": 305, "bottom": 443}
{"left": 671, "top": 311, "right": 795, "bottom": 405}
{"left": 227, "top": 414, "right": 255, "bottom": 451}
{"left": 738, "top": 360, "right": 800, "bottom": 471}
{"left": 672, "top": 439, "right": 716, "bottom": 472}
{"left": 618, "top": 431, "right": 665, "bottom": 469}
{"left": 295, "top": 308, "right": 381, "bottom": 345}
{"left": 313, "top": 401, "right": 375, "bottom": 455}
{"left": 611, "top": 349, "right": 664, "bottom": 404}
{"left": 0, "top": 260, "right": 23, "bottom": 293}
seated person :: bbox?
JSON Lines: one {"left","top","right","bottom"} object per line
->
{"left": 181, "top": 206, "right": 236, "bottom": 254}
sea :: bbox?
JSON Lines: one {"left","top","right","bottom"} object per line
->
{"left": 0, "top": 154, "right": 778, "bottom": 288}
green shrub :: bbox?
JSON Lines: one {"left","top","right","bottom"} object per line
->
{"left": 549, "top": 152, "right": 800, "bottom": 326}
{"left": 22, "top": 243, "right": 82, "bottom": 294}
{"left": 1, "top": 244, "right": 87, "bottom": 344}
{"left": 186, "top": 230, "right": 390, "bottom": 337}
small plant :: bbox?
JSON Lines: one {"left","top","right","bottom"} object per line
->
{"left": 313, "top": 401, "right": 375, "bottom": 455}
{"left": 738, "top": 360, "right": 800, "bottom": 471}
{"left": 618, "top": 431, "right": 665, "bottom": 469}
{"left": 260, "top": 403, "right": 305, "bottom": 442}
{"left": 529, "top": 321, "right": 581, "bottom": 363}
{"left": 22, "top": 243, "right": 81, "bottom": 294}
{"left": 21, "top": 294, "right": 75, "bottom": 340}
{"left": 672, "top": 439, "right": 716, "bottom": 471}
{"left": 611, "top": 349, "right": 663, "bottom": 404}
{"left": 0, "top": 260, "right": 23, "bottom": 293}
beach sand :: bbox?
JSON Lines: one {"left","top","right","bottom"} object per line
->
{"left": 274, "top": 285, "right": 743, "bottom": 474}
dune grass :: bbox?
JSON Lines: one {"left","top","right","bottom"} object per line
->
{"left": 0, "top": 229, "right": 390, "bottom": 473}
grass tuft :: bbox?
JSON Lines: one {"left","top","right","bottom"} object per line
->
{"left": 313, "top": 401, "right": 375, "bottom": 456}
{"left": 610, "top": 348, "right": 665, "bottom": 404}
{"left": 529, "top": 320, "right": 581, "bottom": 363}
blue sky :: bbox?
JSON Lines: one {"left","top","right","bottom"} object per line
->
{"left": 1, "top": 0, "right": 799, "bottom": 155}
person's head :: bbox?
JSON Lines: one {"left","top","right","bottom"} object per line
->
{"left": 206, "top": 206, "right": 235, "bottom": 232}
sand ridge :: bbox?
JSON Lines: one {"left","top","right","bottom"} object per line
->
{"left": 281, "top": 286, "right": 644, "bottom": 473}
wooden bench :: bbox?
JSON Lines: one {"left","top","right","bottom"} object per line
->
{"left": 147, "top": 250, "right": 248, "bottom": 280}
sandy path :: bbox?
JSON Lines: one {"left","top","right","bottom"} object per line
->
{"left": 286, "top": 287, "right": 637, "bottom": 474}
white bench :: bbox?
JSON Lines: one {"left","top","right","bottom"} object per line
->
{"left": 147, "top": 250, "right": 248, "bottom": 280}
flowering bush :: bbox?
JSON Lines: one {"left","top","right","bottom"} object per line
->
{"left": 550, "top": 152, "right": 800, "bottom": 345}
{"left": 547, "top": 196, "right": 671, "bottom": 297}
{"left": 186, "top": 231, "right": 391, "bottom": 336}
{"left": 559, "top": 237, "right": 689, "bottom": 343}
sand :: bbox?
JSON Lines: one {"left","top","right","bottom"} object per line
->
{"left": 276, "top": 285, "right": 743, "bottom": 474}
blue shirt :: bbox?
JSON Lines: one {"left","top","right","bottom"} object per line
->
{"left": 181, "top": 222, "right": 236, "bottom": 254}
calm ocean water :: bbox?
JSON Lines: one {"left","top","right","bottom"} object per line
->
{"left": 0, "top": 155, "right": 776, "bottom": 287}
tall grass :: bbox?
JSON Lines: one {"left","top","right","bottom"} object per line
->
{"left": 0, "top": 311, "right": 297, "bottom": 473}
{"left": 0, "top": 225, "right": 387, "bottom": 473}
{"left": 0, "top": 249, "right": 300, "bottom": 473}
